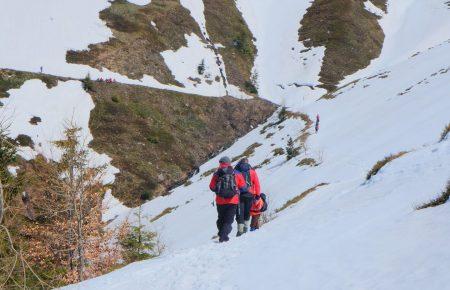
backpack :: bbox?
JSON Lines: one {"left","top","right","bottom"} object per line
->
{"left": 260, "top": 193, "right": 268, "bottom": 212}
{"left": 242, "top": 170, "right": 252, "bottom": 189}
{"left": 215, "top": 167, "right": 239, "bottom": 198}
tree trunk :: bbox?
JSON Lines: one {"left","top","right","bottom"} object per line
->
{"left": 76, "top": 182, "right": 86, "bottom": 282}
{"left": 0, "top": 179, "right": 3, "bottom": 225}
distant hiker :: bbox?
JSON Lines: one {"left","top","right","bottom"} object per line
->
{"left": 250, "top": 193, "right": 268, "bottom": 231}
{"left": 234, "top": 158, "right": 261, "bottom": 236}
{"left": 209, "top": 156, "right": 247, "bottom": 242}
{"left": 40, "top": 66, "right": 43, "bottom": 73}
{"left": 315, "top": 113, "right": 320, "bottom": 133}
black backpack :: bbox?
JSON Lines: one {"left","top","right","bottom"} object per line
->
{"left": 260, "top": 193, "right": 268, "bottom": 212}
{"left": 215, "top": 167, "right": 239, "bottom": 198}
{"left": 242, "top": 170, "right": 252, "bottom": 188}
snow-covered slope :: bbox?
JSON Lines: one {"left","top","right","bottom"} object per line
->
{"left": 1, "top": 0, "right": 449, "bottom": 288}
{"left": 65, "top": 139, "right": 450, "bottom": 290}
{"left": 66, "top": 13, "right": 450, "bottom": 289}
{"left": 0, "top": 0, "right": 247, "bottom": 98}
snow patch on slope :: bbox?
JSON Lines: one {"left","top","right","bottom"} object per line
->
{"left": 0, "top": 0, "right": 230, "bottom": 97}
{"left": 345, "top": 0, "right": 450, "bottom": 83}
{"left": 179, "top": 0, "right": 207, "bottom": 36}
{"left": 127, "top": 0, "right": 151, "bottom": 5}
{"left": 364, "top": 0, "right": 385, "bottom": 17}
{"left": 3, "top": 79, "right": 119, "bottom": 183}
{"left": 236, "top": 0, "right": 326, "bottom": 107}
{"left": 161, "top": 34, "right": 227, "bottom": 97}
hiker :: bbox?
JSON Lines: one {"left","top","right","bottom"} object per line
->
{"left": 209, "top": 156, "right": 247, "bottom": 242}
{"left": 250, "top": 193, "right": 268, "bottom": 231}
{"left": 315, "top": 113, "right": 320, "bottom": 133}
{"left": 234, "top": 158, "right": 261, "bottom": 236}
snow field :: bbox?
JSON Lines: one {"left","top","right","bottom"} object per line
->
{"left": 3, "top": 79, "right": 119, "bottom": 183}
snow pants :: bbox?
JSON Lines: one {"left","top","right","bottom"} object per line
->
{"left": 216, "top": 204, "right": 238, "bottom": 241}
{"left": 236, "top": 195, "right": 253, "bottom": 224}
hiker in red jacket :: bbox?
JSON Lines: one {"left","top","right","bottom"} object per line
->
{"left": 234, "top": 158, "right": 261, "bottom": 236}
{"left": 250, "top": 193, "right": 268, "bottom": 231}
{"left": 209, "top": 156, "right": 247, "bottom": 242}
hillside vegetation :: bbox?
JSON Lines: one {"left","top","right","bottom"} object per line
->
{"left": 67, "top": 0, "right": 201, "bottom": 85}
{"left": 89, "top": 81, "right": 275, "bottom": 206}
{"left": 203, "top": 0, "right": 257, "bottom": 93}
{"left": 299, "top": 0, "right": 386, "bottom": 90}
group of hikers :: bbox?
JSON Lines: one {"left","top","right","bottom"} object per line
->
{"left": 97, "top": 77, "right": 116, "bottom": 83}
{"left": 209, "top": 157, "right": 267, "bottom": 243}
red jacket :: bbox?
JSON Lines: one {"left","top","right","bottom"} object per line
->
{"left": 234, "top": 161, "right": 261, "bottom": 196}
{"left": 209, "top": 163, "right": 246, "bottom": 205}
{"left": 247, "top": 169, "right": 261, "bottom": 196}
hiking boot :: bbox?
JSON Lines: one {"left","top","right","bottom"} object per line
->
{"left": 243, "top": 220, "right": 250, "bottom": 233}
{"left": 219, "top": 236, "right": 229, "bottom": 243}
{"left": 236, "top": 223, "right": 245, "bottom": 237}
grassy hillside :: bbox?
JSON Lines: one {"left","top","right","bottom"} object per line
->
{"left": 0, "top": 69, "right": 276, "bottom": 206}
{"left": 299, "top": 0, "right": 386, "bottom": 91}
{"left": 203, "top": 0, "right": 257, "bottom": 94}
{"left": 89, "top": 82, "right": 275, "bottom": 206}
{"left": 67, "top": 0, "right": 202, "bottom": 85}
{"left": 0, "top": 69, "right": 65, "bottom": 98}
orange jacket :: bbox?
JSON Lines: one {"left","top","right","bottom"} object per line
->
{"left": 209, "top": 164, "right": 246, "bottom": 205}
{"left": 250, "top": 196, "right": 264, "bottom": 216}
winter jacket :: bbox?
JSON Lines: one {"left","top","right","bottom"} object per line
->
{"left": 234, "top": 162, "right": 261, "bottom": 196}
{"left": 250, "top": 196, "right": 264, "bottom": 216}
{"left": 209, "top": 163, "right": 246, "bottom": 205}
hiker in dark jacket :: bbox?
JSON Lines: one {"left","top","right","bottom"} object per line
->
{"left": 209, "top": 156, "right": 246, "bottom": 242}
{"left": 234, "top": 158, "right": 261, "bottom": 236}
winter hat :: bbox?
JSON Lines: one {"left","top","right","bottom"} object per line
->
{"left": 219, "top": 156, "right": 231, "bottom": 164}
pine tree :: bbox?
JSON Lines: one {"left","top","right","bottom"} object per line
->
{"left": 197, "top": 59, "right": 206, "bottom": 75}
{"left": 82, "top": 73, "right": 95, "bottom": 92}
{"left": 120, "top": 206, "right": 158, "bottom": 263}
{"left": 286, "top": 137, "right": 299, "bottom": 160}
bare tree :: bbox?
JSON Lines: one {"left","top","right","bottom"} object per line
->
{"left": 21, "top": 123, "right": 120, "bottom": 284}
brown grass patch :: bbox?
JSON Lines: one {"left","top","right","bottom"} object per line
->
{"left": 150, "top": 206, "right": 178, "bottom": 222}
{"left": 439, "top": 123, "right": 450, "bottom": 142}
{"left": 366, "top": 151, "right": 408, "bottom": 181}
{"left": 201, "top": 168, "right": 217, "bottom": 178}
{"left": 299, "top": 0, "right": 386, "bottom": 91}
{"left": 276, "top": 183, "right": 328, "bottom": 213}
{"left": 416, "top": 181, "right": 450, "bottom": 210}
{"left": 272, "top": 148, "right": 285, "bottom": 156}
{"left": 254, "top": 158, "right": 271, "bottom": 169}
{"left": 297, "top": 158, "right": 317, "bottom": 167}
{"left": 232, "top": 142, "right": 262, "bottom": 162}
{"left": 66, "top": 0, "right": 201, "bottom": 85}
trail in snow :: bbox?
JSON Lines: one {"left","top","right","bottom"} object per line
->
{"left": 98, "top": 37, "right": 450, "bottom": 254}
{"left": 65, "top": 137, "right": 450, "bottom": 290}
